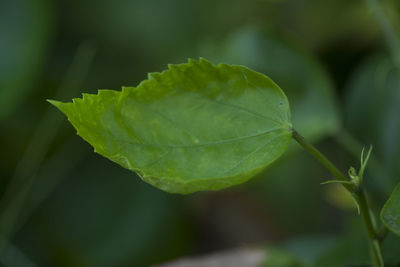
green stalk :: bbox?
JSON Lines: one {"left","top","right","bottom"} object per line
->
{"left": 292, "top": 129, "right": 384, "bottom": 267}
{"left": 291, "top": 130, "right": 349, "bottom": 189}
{"left": 356, "top": 189, "right": 384, "bottom": 266}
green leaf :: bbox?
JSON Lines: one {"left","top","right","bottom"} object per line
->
{"left": 381, "top": 183, "right": 400, "bottom": 236}
{"left": 49, "top": 59, "right": 293, "bottom": 194}
{"left": 200, "top": 26, "right": 340, "bottom": 143}
{"left": 320, "top": 180, "right": 353, "bottom": 185}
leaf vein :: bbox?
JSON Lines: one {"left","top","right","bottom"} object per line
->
{"left": 118, "top": 127, "right": 286, "bottom": 149}
{"left": 205, "top": 98, "right": 282, "bottom": 125}
{"left": 222, "top": 133, "right": 285, "bottom": 175}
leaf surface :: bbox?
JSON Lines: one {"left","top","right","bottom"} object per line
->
{"left": 200, "top": 26, "right": 339, "bottom": 143}
{"left": 50, "top": 59, "right": 292, "bottom": 193}
{"left": 381, "top": 183, "right": 400, "bottom": 236}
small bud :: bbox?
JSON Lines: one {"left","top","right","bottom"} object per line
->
{"left": 348, "top": 167, "right": 361, "bottom": 186}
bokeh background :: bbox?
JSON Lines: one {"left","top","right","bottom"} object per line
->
{"left": 1, "top": 0, "right": 400, "bottom": 266}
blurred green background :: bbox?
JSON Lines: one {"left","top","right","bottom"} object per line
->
{"left": 1, "top": 0, "right": 400, "bottom": 266}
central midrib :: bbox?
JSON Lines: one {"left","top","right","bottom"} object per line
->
{"left": 118, "top": 126, "right": 289, "bottom": 149}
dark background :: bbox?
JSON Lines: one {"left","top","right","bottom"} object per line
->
{"left": 1, "top": 0, "right": 400, "bottom": 266}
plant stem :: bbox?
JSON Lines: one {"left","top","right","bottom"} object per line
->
{"left": 291, "top": 129, "right": 349, "bottom": 188}
{"left": 292, "top": 129, "right": 384, "bottom": 267}
{"left": 356, "top": 189, "right": 384, "bottom": 267}
{"left": 377, "top": 225, "right": 389, "bottom": 243}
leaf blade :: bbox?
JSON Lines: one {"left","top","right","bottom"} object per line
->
{"left": 381, "top": 183, "right": 400, "bottom": 236}
{"left": 50, "top": 59, "right": 292, "bottom": 194}
{"left": 200, "top": 26, "right": 340, "bottom": 143}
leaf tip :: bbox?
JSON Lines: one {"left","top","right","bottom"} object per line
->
{"left": 47, "top": 99, "right": 63, "bottom": 109}
{"left": 47, "top": 99, "right": 71, "bottom": 116}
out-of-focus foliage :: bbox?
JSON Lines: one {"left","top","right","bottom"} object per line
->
{"left": 263, "top": 247, "right": 304, "bottom": 267}
{"left": 323, "top": 183, "right": 357, "bottom": 212}
{"left": 17, "top": 158, "right": 191, "bottom": 266}
{"left": 313, "top": 231, "right": 370, "bottom": 267}
{"left": 345, "top": 53, "right": 400, "bottom": 193}
{"left": 261, "top": 230, "right": 400, "bottom": 267}
{"left": 312, "top": 229, "right": 400, "bottom": 266}
{"left": 244, "top": 145, "right": 340, "bottom": 236}
{"left": 0, "top": 0, "right": 52, "bottom": 120}
{"left": 1, "top": 0, "right": 400, "bottom": 266}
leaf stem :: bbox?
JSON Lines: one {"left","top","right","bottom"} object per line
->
{"left": 291, "top": 129, "right": 348, "bottom": 185}
{"left": 356, "top": 189, "right": 385, "bottom": 267}
{"left": 291, "top": 129, "right": 384, "bottom": 267}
